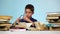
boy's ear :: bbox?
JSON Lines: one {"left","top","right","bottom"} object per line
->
{"left": 32, "top": 12, "right": 34, "bottom": 14}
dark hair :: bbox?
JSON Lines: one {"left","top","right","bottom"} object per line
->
{"left": 25, "top": 4, "right": 34, "bottom": 13}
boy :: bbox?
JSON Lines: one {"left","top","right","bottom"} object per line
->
{"left": 16, "top": 4, "right": 37, "bottom": 27}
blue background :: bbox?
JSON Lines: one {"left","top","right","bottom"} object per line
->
{"left": 0, "top": 0, "right": 60, "bottom": 24}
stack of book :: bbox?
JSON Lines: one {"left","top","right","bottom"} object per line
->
{"left": 0, "top": 16, "right": 12, "bottom": 31}
{"left": 46, "top": 12, "right": 60, "bottom": 30}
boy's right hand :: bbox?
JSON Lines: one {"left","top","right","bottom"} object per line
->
{"left": 23, "top": 16, "right": 33, "bottom": 23}
{"left": 23, "top": 16, "right": 35, "bottom": 26}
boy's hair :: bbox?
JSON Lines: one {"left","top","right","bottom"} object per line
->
{"left": 25, "top": 4, "right": 34, "bottom": 13}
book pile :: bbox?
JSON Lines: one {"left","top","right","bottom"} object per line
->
{"left": 46, "top": 12, "right": 60, "bottom": 30}
{"left": 0, "top": 16, "right": 12, "bottom": 31}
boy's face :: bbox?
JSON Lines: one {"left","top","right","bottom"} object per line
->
{"left": 25, "top": 9, "right": 34, "bottom": 18}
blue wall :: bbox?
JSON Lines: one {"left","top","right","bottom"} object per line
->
{"left": 0, "top": 0, "right": 60, "bottom": 24}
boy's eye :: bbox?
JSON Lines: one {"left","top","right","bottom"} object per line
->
{"left": 25, "top": 12, "right": 31, "bottom": 13}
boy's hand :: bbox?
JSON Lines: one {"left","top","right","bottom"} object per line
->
{"left": 15, "top": 16, "right": 35, "bottom": 26}
{"left": 23, "top": 16, "right": 35, "bottom": 26}
{"left": 15, "top": 17, "right": 20, "bottom": 23}
{"left": 23, "top": 16, "right": 33, "bottom": 23}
